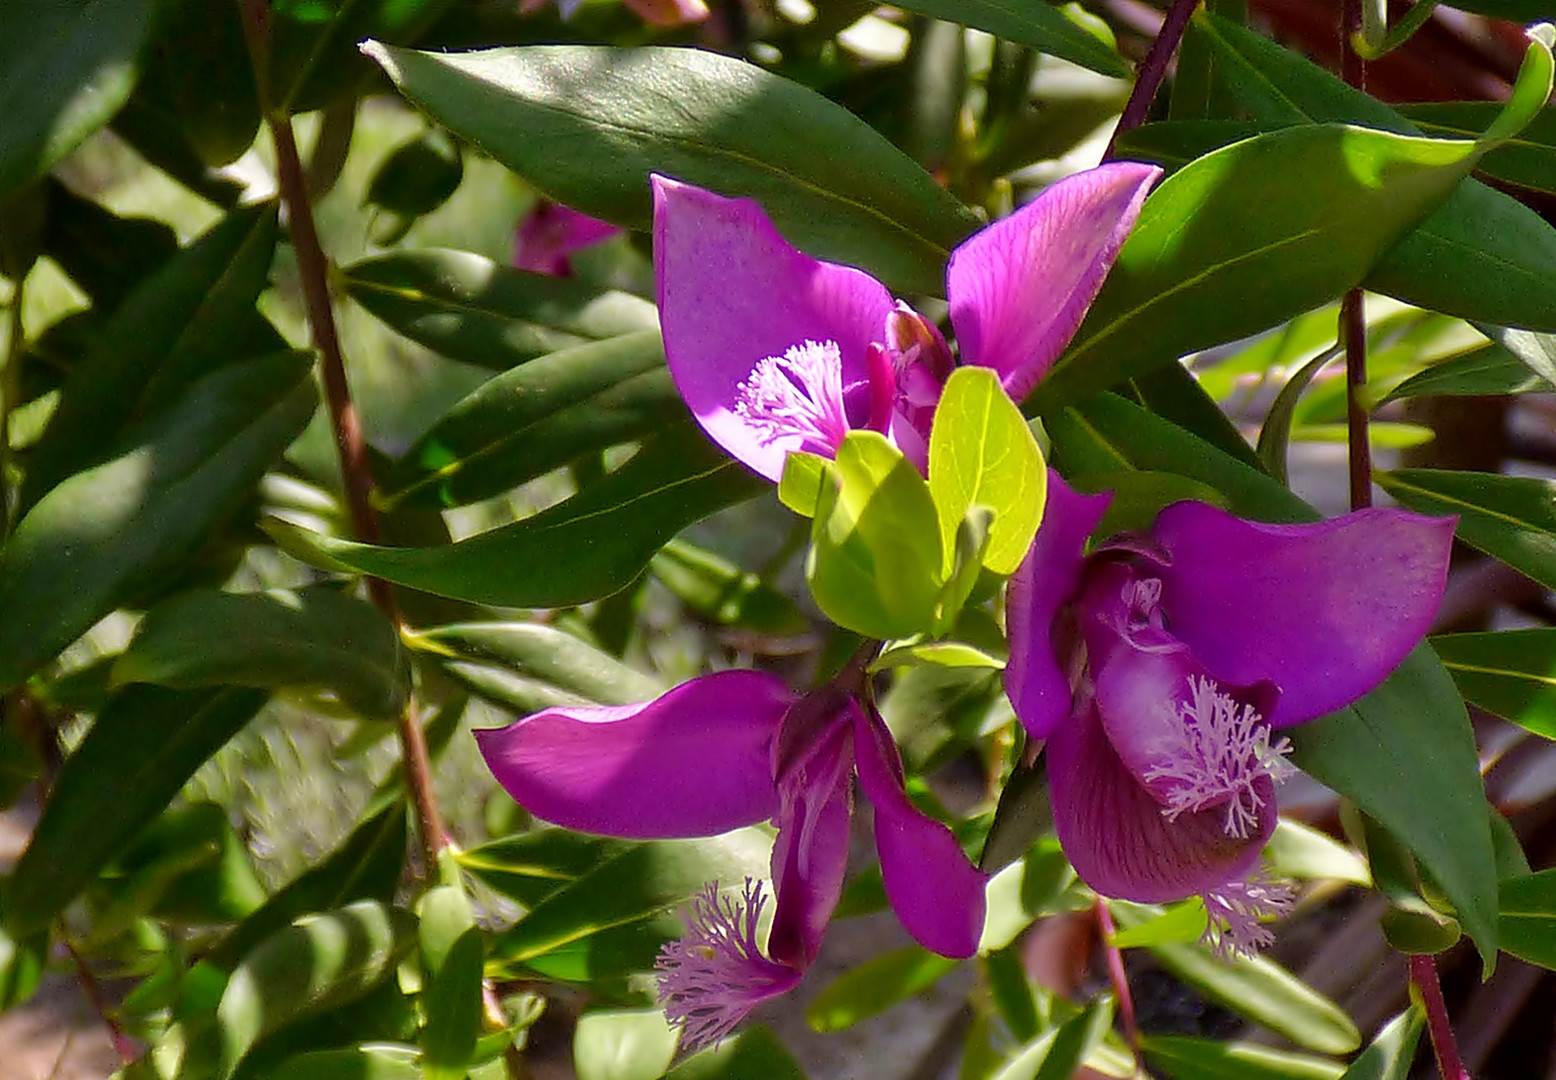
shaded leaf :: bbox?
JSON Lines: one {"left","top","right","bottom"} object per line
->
{"left": 341, "top": 249, "right": 659, "bottom": 372}
{"left": 6, "top": 687, "right": 267, "bottom": 936}
{"left": 1143, "top": 1036, "right": 1343, "bottom": 1080}
{"left": 115, "top": 587, "right": 409, "bottom": 721}
{"left": 805, "top": 947, "right": 960, "bottom": 1032}
{"left": 268, "top": 423, "right": 764, "bottom": 609}
{"left": 1432, "top": 628, "right": 1556, "bottom": 739}
{"left": 380, "top": 331, "right": 677, "bottom": 510}
{"left": 663, "top": 1027, "right": 807, "bottom": 1080}
{"left": 890, "top": 0, "right": 1128, "bottom": 76}
{"left": 0, "top": 352, "right": 317, "bottom": 692}
{"left": 1499, "top": 868, "right": 1556, "bottom": 970}
{"left": 363, "top": 43, "right": 979, "bottom": 295}
{"left": 0, "top": 0, "right": 153, "bottom": 198}
{"left": 412, "top": 622, "right": 661, "bottom": 704}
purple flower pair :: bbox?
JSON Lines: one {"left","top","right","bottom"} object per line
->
{"left": 475, "top": 162, "right": 1455, "bottom": 1046}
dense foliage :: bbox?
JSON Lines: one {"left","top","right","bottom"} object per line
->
{"left": 2, "top": 1, "right": 1556, "bottom": 1078}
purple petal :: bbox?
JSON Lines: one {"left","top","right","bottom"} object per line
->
{"left": 473, "top": 670, "right": 787, "bottom": 838}
{"left": 1004, "top": 473, "right": 1112, "bottom": 739}
{"left": 851, "top": 705, "right": 986, "bottom": 958}
{"left": 653, "top": 176, "right": 895, "bottom": 480}
{"left": 767, "top": 721, "right": 853, "bottom": 969}
{"left": 1047, "top": 692, "right": 1273, "bottom": 904}
{"left": 1150, "top": 503, "right": 1455, "bottom": 727}
{"left": 513, "top": 202, "right": 622, "bottom": 276}
{"left": 947, "top": 162, "right": 1159, "bottom": 403}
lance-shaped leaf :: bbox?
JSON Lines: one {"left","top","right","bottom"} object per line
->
{"left": 6, "top": 686, "right": 267, "bottom": 936}
{"left": 362, "top": 43, "right": 980, "bottom": 295}
{"left": 379, "top": 331, "right": 679, "bottom": 510}
{"left": 1431, "top": 629, "right": 1556, "bottom": 739}
{"left": 409, "top": 622, "right": 662, "bottom": 704}
{"left": 268, "top": 422, "right": 763, "bottom": 609}
{"left": 927, "top": 366, "right": 1046, "bottom": 576}
{"left": 889, "top": 0, "right": 1128, "bottom": 77}
{"left": 1401, "top": 102, "right": 1556, "bottom": 197}
{"left": 114, "top": 587, "right": 410, "bottom": 721}
{"left": 1377, "top": 343, "right": 1550, "bottom": 405}
{"left": 1142, "top": 1036, "right": 1345, "bottom": 1080}
{"left": 1379, "top": 469, "right": 1556, "bottom": 590}
{"left": 418, "top": 885, "right": 484, "bottom": 1080}
{"left": 1181, "top": 12, "right": 1556, "bottom": 333}
{"left": 0, "top": 0, "right": 154, "bottom": 198}
{"left": 1335, "top": 1009, "right": 1424, "bottom": 1080}
{"left": 22, "top": 204, "right": 282, "bottom": 509}
{"left": 1499, "top": 868, "right": 1556, "bottom": 969}
{"left": 341, "top": 249, "right": 659, "bottom": 371}
{"left": 0, "top": 351, "right": 318, "bottom": 692}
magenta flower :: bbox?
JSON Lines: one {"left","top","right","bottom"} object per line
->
{"left": 512, "top": 201, "right": 623, "bottom": 277}
{"left": 652, "top": 163, "right": 1160, "bottom": 479}
{"left": 474, "top": 668, "right": 986, "bottom": 1048}
{"left": 518, "top": 0, "right": 709, "bottom": 27}
{"left": 1005, "top": 474, "right": 1455, "bottom": 955}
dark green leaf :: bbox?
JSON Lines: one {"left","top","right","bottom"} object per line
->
{"left": 889, "top": 0, "right": 1128, "bottom": 77}
{"left": 0, "top": 892, "right": 45, "bottom": 1010}
{"left": 1499, "top": 868, "right": 1556, "bottom": 970}
{"left": 366, "top": 129, "right": 463, "bottom": 218}
{"left": 1142, "top": 1036, "right": 1343, "bottom": 1080}
{"left": 1401, "top": 102, "right": 1556, "bottom": 197}
{"left": 99, "top": 802, "right": 267, "bottom": 928}
{"left": 267, "top": 423, "right": 764, "bottom": 609}
{"left": 1255, "top": 346, "right": 1341, "bottom": 484}
{"left": 1031, "top": 998, "right": 1115, "bottom": 1080}
{"left": 41, "top": 180, "right": 180, "bottom": 307}
{"left": 0, "top": 0, "right": 153, "bottom": 198}
{"left": 6, "top": 686, "right": 266, "bottom": 936}
{"left": 458, "top": 828, "right": 631, "bottom": 909}
{"left": 207, "top": 804, "right": 408, "bottom": 972}
{"left": 0, "top": 352, "right": 317, "bottom": 691}
{"left": 490, "top": 831, "right": 770, "bottom": 972}
{"left": 341, "top": 249, "right": 659, "bottom": 372}
{"left": 1036, "top": 120, "right": 1498, "bottom": 409}
{"left": 1376, "top": 343, "right": 1550, "bottom": 405}
{"left": 649, "top": 540, "right": 810, "bottom": 636}
{"left": 23, "top": 204, "right": 282, "bottom": 509}
{"left": 1379, "top": 469, "right": 1556, "bottom": 590}
{"left": 1187, "top": 11, "right": 1556, "bottom": 332}
{"left": 805, "top": 947, "right": 960, "bottom": 1032}
{"left": 380, "top": 332, "right": 678, "bottom": 510}
{"left": 413, "top": 622, "right": 661, "bottom": 704}
{"left": 115, "top": 587, "right": 409, "bottom": 721}
{"left": 133, "top": 0, "right": 261, "bottom": 169}
{"left": 216, "top": 901, "right": 416, "bottom": 1078}
{"left": 1291, "top": 646, "right": 1498, "bottom": 971}
{"left": 1431, "top": 628, "right": 1556, "bottom": 739}
{"left": 362, "top": 43, "right": 979, "bottom": 295}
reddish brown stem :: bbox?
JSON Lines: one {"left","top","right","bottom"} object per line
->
{"left": 1341, "top": 290, "right": 1372, "bottom": 510}
{"left": 1094, "top": 898, "right": 1143, "bottom": 1055}
{"left": 1104, "top": 0, "right": 1200, "bottom": 158}
{"left": 1409, "top": 954, "right": 1472, "bottom": 1080}
{"left": 241, "top": 0, "right": 447, "bottom": 868}
{"left": 65, "top": 940, "right": 136, "bottom": 1064}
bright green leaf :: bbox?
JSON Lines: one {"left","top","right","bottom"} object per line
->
{"left": 575, "top": 1008, "right": 680, "bottom": 1080}
{"left": 928, "top": 366, "right": 1047, "bottom": 576}
{"left": 1143, "top": 1036, "right": 1343, "bottom": 1080}
{"left": 805, "top": 947, "right": 960, "bottom": 1032}
{"left": 807, "top": 431, "right": 945, "bottom": 639}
